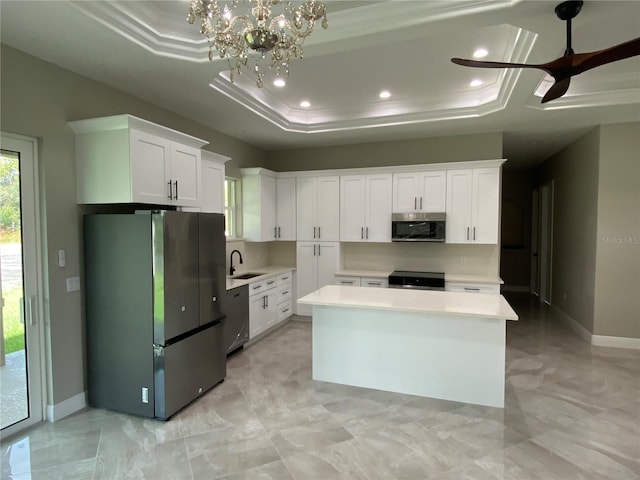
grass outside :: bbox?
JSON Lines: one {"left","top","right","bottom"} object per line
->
{"left": 1, "top": 229, "right": 20, "bottom": 243}
{"left": 3, "top": 287, "right": 25, "bottom": 354}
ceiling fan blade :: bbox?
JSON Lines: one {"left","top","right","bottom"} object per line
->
{"left": 541, "top": 77, "right": 571, "bottom": 103}
{"left": 451, "top": 58, "right": 549, "bottom": 72}
{"left": 574, "top": 37, "right": 640, "bottom": 74}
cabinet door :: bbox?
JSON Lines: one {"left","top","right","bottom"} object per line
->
{"left": 263, "top": 291, "right": 278, "bottom": 330}
{"left": 170, "top": 144, "right": 201, "bottom": 207}
{"left": 249, "top": 294, "right": 267, "bottom": 338}
{"left": 316, "top": 176, "right": 340, "bottom": 241}
{"left": 472, "top": 168, "right": 500, "bottom": 244}
{"left": 316, "top": 242, "right": 340, "bottom": 290}
{"left": 419, "top": 171, "right": 446, "bottom": 212}
{"left": 260, "top": 174, "right": 277, "bottom": 240}
{"left": 340, "top": 175, "right": 366, "bottom": 242}
{"left": 446, "top": 170, "right": 473, "bottom": 243}
{"left": 200, "top": 158, "right": 224, "bottom": 213}
{"left": 130, "top": 130, "right": 172, "bottom": 204}
{"left": 365, "top": 174, "right": 392, "bottom": 242}
{"left": 296, "top": 242, "right": 318, "bottom": 316}
{"left": 392, "top": 173, "right": 419, "bottom": 212}
{"left": 296, "top": 177, "right": 317, "bottom": 241}
{"left": 276, "top": 177, "right": 296, "bottom": 240}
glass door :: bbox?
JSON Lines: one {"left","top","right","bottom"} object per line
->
{"left": 0, "top": 132, "right": 44, "bottom": 438}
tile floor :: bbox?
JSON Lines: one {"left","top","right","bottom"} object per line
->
{"left": 1, "top": 294, "right": 639, "bottom": 480}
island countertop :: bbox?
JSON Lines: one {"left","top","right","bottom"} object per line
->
{"left": 298, "top": 285, "right": 518, "bottom": 321}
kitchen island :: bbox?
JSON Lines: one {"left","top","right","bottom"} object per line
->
{"left": 297, "top": 285, "right": 518, "bottom": 408}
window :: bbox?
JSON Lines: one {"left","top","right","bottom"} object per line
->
{"left": 224, "top": 177, "right": 237, "bottom": 238}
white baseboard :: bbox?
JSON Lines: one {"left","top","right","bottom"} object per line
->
{"left": 551, "top": 305, "right": 640, "bottom": 350}
{"left": 46, "top": 391, "right": 87, "bottom": 422}
{"left": 592, "top": 335, "right": 640, "bottom": 350}
{"left": 551, "top": 305, "right": 592, "bottom": 343}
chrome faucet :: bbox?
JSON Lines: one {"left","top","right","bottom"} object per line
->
{"left": 229, "top": 249, "right": 243, "bottom": 276}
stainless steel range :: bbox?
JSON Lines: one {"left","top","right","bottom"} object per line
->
{"left": 388, "top": 271, "right": 445, "bottom": 291}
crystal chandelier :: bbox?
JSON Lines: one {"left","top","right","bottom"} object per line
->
{"left": 187, "top": 0, "right": 328, "bottom": 87}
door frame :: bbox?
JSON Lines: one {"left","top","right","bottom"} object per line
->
{"left": 539, "top": 181, "right": 554, "bottom": 305}
{"left": 1, "top": 132, "right": 46, "bottom": 439}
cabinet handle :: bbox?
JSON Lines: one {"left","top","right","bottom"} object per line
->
{"left": 282, "top": 276, "right": 289, "bottom": 281}
{"left": 167, "top": 180, "right": 173, "bottom": 199}
{"left": 340, "top": 281, "right": 353, "bottom": 285}
{"left": 313, "top": 226, "right": 316, "bottom": 239}
{"left": 368, "top": 282, "right": 381, "bottom": 286}
{"left": 263, "top": 296, "right": 266, "bottom": 308}
{"left": 420, "top": 197, "right": 423, "bottom": 210}
{"left": 366, "top": 227, "right": 369, "bottom": 239}
{"left": 266, "top": 295, "right": 269, "bottom": 308}
{"left": 318, "top": 227, "right": 321, "bottom": 239}
{"left": 414, "top": 197, "right": 417, "bottom": 210}
{"left": 318, "top": 244, "right": 321, "bottom": 256}
{"left": 274, "top": 227, "right": 277, "bottom": 238}
{"left": 313, "top": 244, "right": 316, "bottom": 256}
{"left": 278, "top": 227, "right": 281, "bottom": 238}
{"left": 473, "top": 227, "right": 476, "bottom": 241}
{"left": 361, "top": 227, "right": 364, "bottom": 239}
{"left": 282, "top": 290, "right": 289, "bottom": 295}
{"left": 467, "top": 227, "right": 470, "bottom": 241}
{"left": 252, "top": 285, "right": 262, "bottom": 290}
{"left": 174, "top": 180, "right": 178, "bottom": 200}
{"left": 464, "top": 287, "right": 481, "bottom": 291}
{"left": 267, "top": 280, "right": 275, "bottom": 285}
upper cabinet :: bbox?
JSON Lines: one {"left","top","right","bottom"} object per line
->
{"left": 200, "top": 151, "right": 229, "bottom": 214}
{"left": 392, "top": 171, "right": 446, "bottom": 213}
{"left": 241, "top": 169, "right": 296, "bottom": 241}
{"left": 69, "top": 115, "right": 208, "bottom": 207}
{"left": 296, "top": 176, "right": 340, "bottom": 241}
{"left": 446, "top": 167, "right": 500, "bottom": 244}
{"left": 340, "top": 174, "right": 392, "bottom": 242}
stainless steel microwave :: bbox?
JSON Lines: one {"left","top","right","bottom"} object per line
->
{"left": 391, "top": 212, "right": 446, "bottom": 242}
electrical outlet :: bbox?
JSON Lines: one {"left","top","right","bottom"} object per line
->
{"left": 563, "top": 292, "right": 567, "bottom": 301}
{"left": 142, "top": 387, "right": 149, "bottom": 403}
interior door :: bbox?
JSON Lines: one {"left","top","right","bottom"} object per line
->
{"left": 0, "top": 133, "right": 44, "bottom": 438}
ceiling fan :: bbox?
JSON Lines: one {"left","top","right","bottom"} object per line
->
{"left": 451, "top": 0, "right": 640, "bottom": 103}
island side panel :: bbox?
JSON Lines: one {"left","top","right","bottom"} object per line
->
{"left": 311, "top": 305, "right": 506, "bottom": 408}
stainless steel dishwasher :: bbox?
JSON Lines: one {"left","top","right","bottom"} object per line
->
{"left": 224, "top": 285, "right": 249, "bottom": 354}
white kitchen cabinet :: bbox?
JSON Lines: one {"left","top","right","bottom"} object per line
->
{"left": 334, "top": 276, "right": 388, "bottom": 288}
{"left": 248, "top": 277, "right": 277, "bottom": 338}
{"left": 69, "top": 114, "right": 207, "bottom": 207}
{"left": 340, "top": 174, "right": 392, "bottom": 242}
{"left": 275, "top": 178, "right": 297, "bottom": 240}
{"left": 446, "top": 168, "right": 500, "bottom": 244}
{"left": 200, "top": 151, "right": 229, "bottom": 214}
{"left": 242, "top": 169, "right": 296, "bottom": 241}
{"left": 276, "top": 271, "right": 294, "bottom": 323}
{"left": 392, "top": 171, "right": 446, "bottom": 213}
{"left": 445, "top": 281, "right": 500, "bottom": 294}
{"left": 296, "top": 242, "right": 341, "bottom": 316}
{"left": 296, "top": 176, "right": 340, "bottom": 241}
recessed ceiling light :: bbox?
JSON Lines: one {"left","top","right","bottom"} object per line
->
{"left": 379, "top": 90, "right": 391, "bottom": 99}
{"left": 300, "top": 100, "right": 311, "bottom": 108}
{"left": 273, "top": 78, "right": 286, "bottom": 87}
{"left": 473, "top": 48, "right": 488, "bottom": 58}
{"left": 470, "top": 79, "right": 483, "bottom": 87}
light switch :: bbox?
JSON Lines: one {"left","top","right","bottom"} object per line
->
{"left": 58, "top": 249, "right": 66, "bottom": 268}
{"left": 66, "top": 276, "right": 80, "bottom": 292}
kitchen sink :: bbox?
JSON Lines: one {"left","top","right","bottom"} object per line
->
{"left": 231, "top": 272, "right": 264, "bottom": 280}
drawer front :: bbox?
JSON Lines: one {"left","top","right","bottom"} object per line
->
{"left": 277, "top": 284, "right": 292, "bottom": 304}
{"left": 361, "top": 277, "right": 388, "bottom": 288}
{"left": 248, "top": 280, "right": 266, "bottom": 296}
{"left": 277, "top": 272, "right": 293, "bottom": 286}
{"left": 264, "top": 277, "right": 277, "bottom": 291}
{"left": 445, "top": 282, "right": 500, "bottom": 294}
{"left": 335, "top": 276, "right": 361, "bottom": 287}
{"left": 277, "top": 300, "right": 293, "bottom": 321}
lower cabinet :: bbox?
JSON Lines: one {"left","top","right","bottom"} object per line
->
{"left": 296, "top": 242, "right": 341, "bottom": 316}
{"left": 248, "top": 278, "right": 277, "bottom": 338}
{"left": 334, "top": 276, "right": 388, "bottom": 288}
{"left": 248, "top": 271, "right": 294, "bottom": 339}
{"left": 445, "top": 281, "right": 500, "bottom": 294}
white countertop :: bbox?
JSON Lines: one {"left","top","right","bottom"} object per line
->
{"left": 297, "top": 285, "right": 518, "bottom": 320}
{"left": 226, "top": 266, "right": 295, "bottom": 291}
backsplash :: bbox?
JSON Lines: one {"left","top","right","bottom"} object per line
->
{"left": 227, "top": 240, "right": 499, "bottom": 278}
{"left": 342, "top": 242, "right": 500, "bottom": 276}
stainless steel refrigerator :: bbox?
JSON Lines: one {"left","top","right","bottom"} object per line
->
{"left": 84, "top": 211, "right": 226, "bottom": 419}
